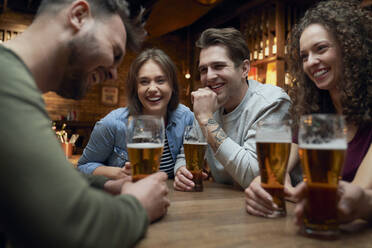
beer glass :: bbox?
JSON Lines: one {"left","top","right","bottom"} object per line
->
{"left": 183, "top": 124, "right": 207, "bottom": 192}
{"left": 256, "top": 119, "right": 292, "bottom": 217}
{"left": 299, "top": 114, "right": 346, "bottom": 238}
{"left": 127, "top": 115, "right": 164, "bottom": 182}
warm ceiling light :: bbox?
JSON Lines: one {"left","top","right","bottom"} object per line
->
{"left": 196, "top": 0, "right": 218, "bottom": 6}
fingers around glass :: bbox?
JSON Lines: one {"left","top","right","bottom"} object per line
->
{"left": 298, "top": 114, "right": 346, "bottom": 238}
{"left": 255, "top": 119, "right": 292, "bottom": 218}
{"left": 183, "top": 124, "right": 208, "bottom": 192}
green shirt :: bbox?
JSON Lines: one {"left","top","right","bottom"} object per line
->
{"left": 0, "top": 45, "right": 148, "bottom": 247}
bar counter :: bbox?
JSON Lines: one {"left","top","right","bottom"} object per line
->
{"left": 137, "top": 181, "right": 372, "bottom": 248}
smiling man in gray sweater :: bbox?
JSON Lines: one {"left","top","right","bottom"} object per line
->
{"left": 174, "top": 28, "right": 290, "bottom": 190}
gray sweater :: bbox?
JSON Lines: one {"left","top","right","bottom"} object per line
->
{"left": 189, "top": 80, "right": 291, "bottom": 188}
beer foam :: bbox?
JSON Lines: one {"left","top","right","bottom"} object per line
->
{"left": 255, "top": 133, "right": 291, "bottom": 143}
{"left": 183, "top": 141, "right": 208, "bottom": 146}
{"left": 127, "top": 143, "right": 164, "bottom": 149}
{"left": 299, "top": 139, "right": 347, "bottom": 150}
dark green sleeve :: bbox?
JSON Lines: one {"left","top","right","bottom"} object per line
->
{"left": 0, "top": 46, "right": 149, "bottom": 248}
{"left": 81, "top": 173, "right": 110, "bottom": 189}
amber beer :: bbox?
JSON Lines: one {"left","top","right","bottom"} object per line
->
{"left": 256, "top": 141, "right": 291, "bottom": 217}
{"left": 127, "top": 143, "right": 163, "bottom": 182}
{"left": 299, "top": 141, "right": 346, "bottom": 237}
{"left": 184, "top": 142, "right": 207, "bottom": 192}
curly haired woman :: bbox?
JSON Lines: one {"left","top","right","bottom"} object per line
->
{"left": 245, "top": 0, "right": 372, "bottom": 218}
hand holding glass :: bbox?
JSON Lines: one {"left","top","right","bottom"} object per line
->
{"left": 183, "top": 125, "right": 207, "bottom": 192}
{"left": 126, "top": 115, "right": 164, "bottom": 182}
{"left": 255, "top": 119, "right": 292, "bottom": 218}
{"left": 299, "top": 114, "right": 346, "bottom": 238}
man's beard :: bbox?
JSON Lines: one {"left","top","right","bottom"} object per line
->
{"left": 216, "top": 92, "right": 228, "bottom": 109}
{"left": 56, "top": 34, "right": 98, "bottom": 100}
{"left": 56, "top": 66, "right": 88, "bottom": 100}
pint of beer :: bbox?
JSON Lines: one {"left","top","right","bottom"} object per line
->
{"left": 128, "top": 143, "right": 163, "bottom": 182}
{"left": 299, "top": 114, "right": 346, "bottom": 238}
{"left": 127, "top": 115, "right": 164, "bottom": 182}
{"left": 256, "top": 119, "right": 291, "bottom": 217}
{"left": 184, "top": 125, "right": 207, "bottom": 191}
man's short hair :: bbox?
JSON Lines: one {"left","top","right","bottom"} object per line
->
{"left": 196, "top": 27, "right": 250, "bottom": 67}
{"left": 37, "top": 0, "right": 146, "bottom": 51}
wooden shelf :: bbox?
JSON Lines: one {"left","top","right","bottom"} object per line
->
{"left": 251, "top": 55, "right": 277, "bottom": 66}
{"left": 240, "top": 0, "right": 309, "bottom": 88}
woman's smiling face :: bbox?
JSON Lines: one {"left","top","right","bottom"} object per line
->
{"left": 137, "top": 59, "right": 172, "bottom": 117}
{"left": 300, "top": 23, "right": 342, "bottom": 92}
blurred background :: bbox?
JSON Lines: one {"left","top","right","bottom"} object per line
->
{"left": 1, "top": 0, "right": 370, "bottom": 153}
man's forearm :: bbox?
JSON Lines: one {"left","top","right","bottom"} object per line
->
{"left": 93, "top": 165, "right": 121, "bottom": 179}
{"left": 204, "top": 118, "right": 228, "bottom": 152}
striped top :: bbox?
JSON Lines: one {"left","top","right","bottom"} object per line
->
{"left": 160, "top": 134, "right": 175, "bottom": 179}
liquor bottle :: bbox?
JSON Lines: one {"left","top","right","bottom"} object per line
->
{"left": 259, "top": 41, "right": 264, "bottom": 60}
{"left": 272, "top": 37, "right": 277, "bottom": 55}
{"left": 265, "top": 39, "right": 270, "bottom": 57}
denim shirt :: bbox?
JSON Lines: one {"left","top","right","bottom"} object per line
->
{"left": 77, "top": 104, "right": 194, "bottom": 175}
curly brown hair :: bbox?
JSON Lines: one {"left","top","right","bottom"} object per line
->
{"left": 287, "top": 0, "right": 371, "bottom": 129}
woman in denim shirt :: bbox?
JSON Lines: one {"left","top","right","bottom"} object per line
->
{"left": 78, "top": 48, "right": 194, "bottom": 179}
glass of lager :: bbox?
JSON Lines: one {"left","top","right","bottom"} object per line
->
{"left": 256, "top": 119, "right": 292, "bottom": 217}
{"left": 183, "top": 124, "right": 207, "bottom": 192}
{"left": 127, "top": 115, "right": 164, "bottom": 182}
{"left": 299, "top": 114, "right": 346, "bottom": 238}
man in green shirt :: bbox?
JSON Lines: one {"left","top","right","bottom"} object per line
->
{"left": 0, "top": 0, "right": 170, "bottom": 247}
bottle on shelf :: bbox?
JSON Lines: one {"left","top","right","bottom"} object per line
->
{"left": 258, "top": 41, "right": 264, "bottom": 60}
{"left": 253, "top": 42, "right": 258, "bottom": 60}
{"left": 265, "top": 39, "right": 270, "bottom": 57}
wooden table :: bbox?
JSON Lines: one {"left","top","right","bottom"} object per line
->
{"left": 137, "top": 181, "right": 372, "bottom": 248}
